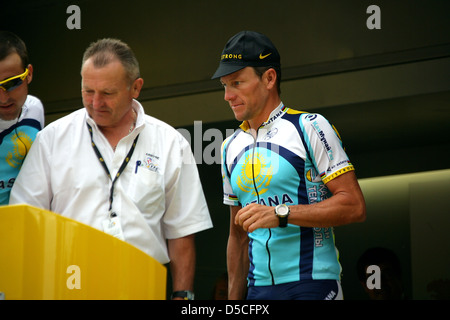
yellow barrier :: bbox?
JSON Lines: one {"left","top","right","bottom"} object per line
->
{"left": 0, "top": 204, "right": 166, "bottom": 300}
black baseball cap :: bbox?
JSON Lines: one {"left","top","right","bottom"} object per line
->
{"left": 211, "top": 30, "right": 281, "bottom": 79}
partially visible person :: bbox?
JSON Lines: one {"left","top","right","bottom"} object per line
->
{"left": 10, "top": 38, "right": 212, "bottom": 300}
{"left": 0, "top": 31, "right": 44, "bottom": 205}
{"left": 357, "top": 247, "right": 404, "bottom": 300}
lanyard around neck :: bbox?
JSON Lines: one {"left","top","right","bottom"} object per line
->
{"left": 86, "top": 122, "right": 140, "bottom": 214}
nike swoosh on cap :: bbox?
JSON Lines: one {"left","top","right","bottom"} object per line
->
{"left": 259, "top": 53, "right": 272, "bottom": 59}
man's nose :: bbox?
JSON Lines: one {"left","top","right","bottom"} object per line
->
{"left": 92, "top": 93, "right": 103, "bottom": 108}
{"left": 0, "top": 89, "right": 10, "bottom": 104}
{"left": 224, "top": 87, "right": 235, "bottom": 102}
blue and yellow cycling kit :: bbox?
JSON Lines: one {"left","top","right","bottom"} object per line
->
{"left": 221, "top": 103, "right": 354, "bottom": 287}
{"left": 0, "top": 95, "right": 44, "bottom": 205}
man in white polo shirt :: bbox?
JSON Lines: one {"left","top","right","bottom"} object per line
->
{"left": 10, "top": 38, "right": 212, "bottom": 300}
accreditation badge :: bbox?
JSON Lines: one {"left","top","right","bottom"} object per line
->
{"left": 102, "top": 215, "right": 125, "bottom": 241}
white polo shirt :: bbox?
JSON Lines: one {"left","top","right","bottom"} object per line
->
{"left": 10, "top": 100, "right": 212, "bottom": 264}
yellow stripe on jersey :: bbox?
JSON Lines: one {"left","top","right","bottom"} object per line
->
{"left": 322, "top": 165, "right": 355, "bottom": 184}
{"left": 284, "top": 107, "right": 308, "bottom": 115}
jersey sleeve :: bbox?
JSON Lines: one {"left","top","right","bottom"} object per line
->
{"left": 300, "top": 113, "right": 354, "bottom": 184}
{"left": 221, "top": 135, "right": 240, "bottom": 206}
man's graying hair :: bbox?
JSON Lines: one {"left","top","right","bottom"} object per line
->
{"left": 82, "top": 38, "right": 140, "bottom": 84}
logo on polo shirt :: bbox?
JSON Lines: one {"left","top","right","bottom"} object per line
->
{"left": 136, "top": 153, "right": 159, "bottom": 173}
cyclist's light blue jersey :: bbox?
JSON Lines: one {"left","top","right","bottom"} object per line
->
{"left": 221, "top": 103, "right": 354, "bottom": 287}
{"left": 0, "top": 95, "right": 44, "bottom": 205}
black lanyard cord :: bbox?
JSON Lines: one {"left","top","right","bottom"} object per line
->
{"left": 86, "top": 122, "right": 140, "bottom": 213}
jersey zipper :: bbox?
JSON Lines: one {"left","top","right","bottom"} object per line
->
{"left": 248, "top": 128, "right": 275, "bottom": 286}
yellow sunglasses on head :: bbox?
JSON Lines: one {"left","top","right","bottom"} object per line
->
{"left": 0, "top": 68, "right": 29, "bottom": 92}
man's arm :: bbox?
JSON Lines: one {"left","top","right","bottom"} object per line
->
{"left": 235, "top": 171, "right": 366, "bottom": 232}
{"left": 167, "top": 234, "right": 195, "bottom": 299}
{"left": 227, "top": 205, "right": 249, "bottom": 300}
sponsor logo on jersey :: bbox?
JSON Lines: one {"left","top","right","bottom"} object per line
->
{"left": 263, "top": 128, "right": 278, "bottom": 140}
{"left": 236, "top": 151, "right": 273, "bottom": 196}
{"left": 311, "top": 120, "right": 334, "bottom": 161}
{"left": 6, "top": 131, "right": 32, "bottom": 168}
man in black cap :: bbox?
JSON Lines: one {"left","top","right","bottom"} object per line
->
{"left": 214, "top": 31, "right": 366, "bottom": 300}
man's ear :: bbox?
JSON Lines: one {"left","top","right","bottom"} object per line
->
{"left": 26, "top": 64, "right": 33, "bottom": 84}
{"left": 264, "top": 68, "right": 277, "bottom": 90}
{"left": 131, "top": 78, "right": 144, "bottom": 99}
